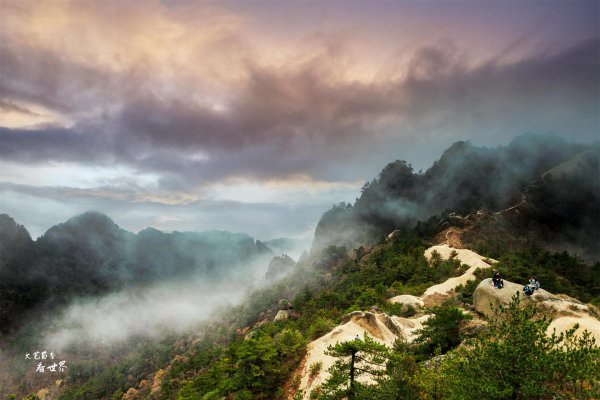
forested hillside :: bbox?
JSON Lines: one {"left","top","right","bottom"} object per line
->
{"left": 313, "top": 134, "right": 599, "bottom": 260}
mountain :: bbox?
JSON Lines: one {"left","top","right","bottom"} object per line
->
{"left": 18, "top": 219, "right": 595, "bottom": 400}
{"left": 0, "top": 212, "right": 273, "bottom": 336}
{"left": 312, "top": 134, "right": 599, "bottom": 260}
{"left": 0, "top": 214, "right": 35, "bottom": 281}
{"left": 458, "top": 148, "right": 600, "bottom": 260}
{"left": 0, "top": 215, "right": 37, "bottom": 334}
{"left": 265, "top": 254, "right": 296, "bottom": 281}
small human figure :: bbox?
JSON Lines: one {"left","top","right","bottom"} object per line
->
{"left": 492, "top": 271, "right": 504, "bottom": 289}
{"left": 529, "top": 277, "right": 540, "bottom": 291}
{"left": 523, "top": 277, "right": 540, "bottom": 296}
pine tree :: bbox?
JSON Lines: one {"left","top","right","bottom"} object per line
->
{"left": 317, "top": 334, "right": 389, "bottom": 399}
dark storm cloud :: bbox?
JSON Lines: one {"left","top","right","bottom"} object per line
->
{"left": 0, "top": 42, "right": 119, "bottom": 114}
{"left": 1, "top": 37, "right": 598, "bottom": 183}
{"left": 0, "top": 124, "right": 112, "bottom": 163}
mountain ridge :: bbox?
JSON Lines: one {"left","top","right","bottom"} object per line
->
{"left": 0, "top": 211, "right": 276, "bottom": 336}
{"left": 312, "top": 133, "right": 599, "bottom": 260}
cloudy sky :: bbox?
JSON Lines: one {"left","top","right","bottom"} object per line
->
{"left": 0, "top": 0, "right": 598, "bottom": 241}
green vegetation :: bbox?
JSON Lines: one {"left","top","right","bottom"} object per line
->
{"left": 475, "top": 243, "right": 600, "bottom": 306}
{"left": 412, "top": 301, "right": 472, "bottom": 357}
{"left": 175, "top": 328, "right": 305, "bottom": 400}
{"left": 428, "top": 294, "right": 600, "bottom": 399}
{"left": 314, "top": 295, "right": 599, "bottom": 400}
{"left": 317, "top": 334, "right": 389, "bottom": 400}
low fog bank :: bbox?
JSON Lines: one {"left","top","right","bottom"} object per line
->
{"left": 0, "top": 211, "right": 282, "bottom": 336}
{"left": 43, "top": 256, "right": 278, "bottom": 352}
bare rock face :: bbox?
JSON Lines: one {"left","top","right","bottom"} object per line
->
{"left": 422, "top": 292, "right": 452, "bottom": 308}
{"left": 423, "top": 245, "right": 496, "bottom": 297}
{"left": 291, "top": 245, "right": 598, "bottom": 400}
{"left": 386, "top": 230, "right": 402, "bottom": 242}
{"left": 294, "top": 311, "right": 429, "bottom": 399}
{"left": 473, "top": 278, "right": 533, "bottom": 318}
{"left": 473, "top": 278, "right": 600, "bottom": 342}
{"left": 388, "top": 294, "right": 424, "bottom": 308}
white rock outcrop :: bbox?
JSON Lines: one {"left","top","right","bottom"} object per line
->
{"left": 423, "top": 245, "right": 497, "bottom": 297}
{"left": 291, "top": 244, "right": 599, "bottom": 399}
{"left": 473, "top": 278, "right": 600, "bottom": 342}
{"left": 295, "top": 311, "right": 429, "bottom": 399}
{"left": 388, "top": 294, "right": 424, "bottom": 308}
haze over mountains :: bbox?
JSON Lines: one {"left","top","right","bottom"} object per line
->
{"left": 0, "top": 211, "right": 283, "bottom": 337}
{"left": 2, "top": 133, "right": 598, "bottom": 340}
{"left": 1, "top": 133, "right": 599, "bottom": 399}
{"left": 313, "top": 133, "right": 600, "bottom": 260}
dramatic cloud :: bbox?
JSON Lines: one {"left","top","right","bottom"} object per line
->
{"left": 0, "top": 0, "right": 598, "bottom": 237}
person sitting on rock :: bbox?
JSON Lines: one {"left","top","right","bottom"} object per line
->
{"left": 523, "top": 277, "right": 540, "bottom": 296}
{"left": 492, "top": 271, "right": 504, "bottom": 289}
{"left": 529, "top": 276, "right": 540, "bottom": 291}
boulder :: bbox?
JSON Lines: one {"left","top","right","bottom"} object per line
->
{"left": 274, "top": 310, "right": 291, "bottom": 321}
{"left": 547, "top": 315, "right": 600, "bottom": 342}
{"left": 473, "top": 278, "right": 533, "bottom": 319}
{"left": 388, "top": 294, "right": 424, "bottom": 308}
{"left": 278, "top": 299, "right": 292, "bottom": 310}
{"left": 473, "top": 278, "right": 600, "bottom": 342}
{"left": 386, "top": 230, "right": 402, "bottom": 242}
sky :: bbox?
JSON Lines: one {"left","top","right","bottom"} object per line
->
{"left": 0, "top": 0, "right": 598, "bottom": 241}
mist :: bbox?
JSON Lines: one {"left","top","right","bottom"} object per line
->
{"left": 0, "top": 211, "right": 303, "bottom": 343}
{"left": 311, "top": 134, "right": 600, "bottom": 260}
{"left": 43, "top": 256, "right": 274, "bottom": 351}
